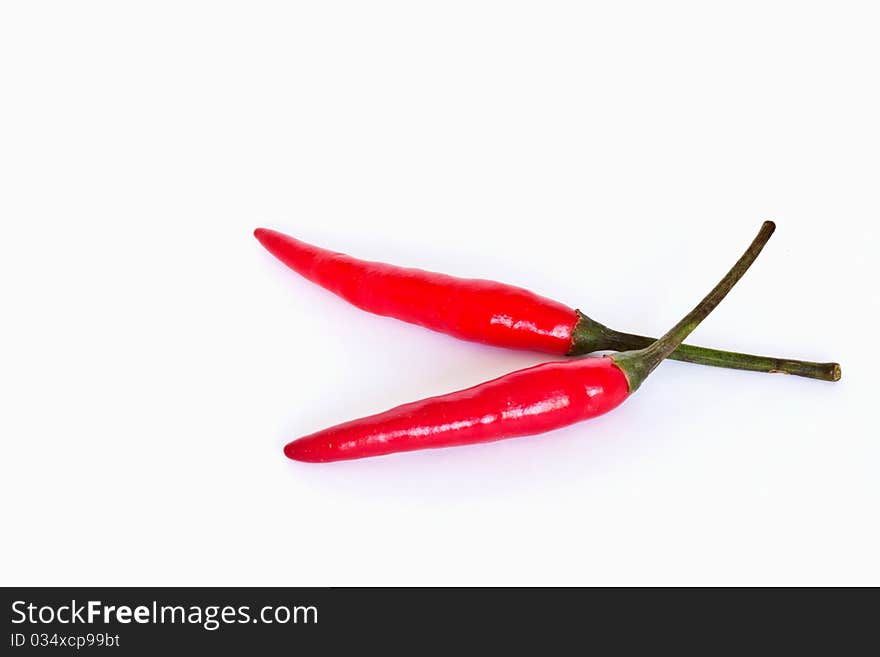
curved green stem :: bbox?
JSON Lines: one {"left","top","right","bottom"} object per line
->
{"left": 611, "top": 221, "right": 778, "bottom": 392}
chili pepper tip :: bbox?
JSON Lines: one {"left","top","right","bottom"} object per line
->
{"left": 254, "top": 228, "right": 282, "bottom": 254}
{"left": 284, "top": 440, "right": 321, "bottom": 463}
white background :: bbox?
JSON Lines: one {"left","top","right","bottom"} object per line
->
{"left": 2, "top": 2, "right": 878, "bottom": 586}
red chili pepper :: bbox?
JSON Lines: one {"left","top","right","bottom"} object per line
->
{"left": 254, "top": 227, "right": 574, "bottom": 352}
{"left": 284, "top": 222, "right": 776, "bottom": 463}
{"left": 254, "top": 227, "right": 839, "bottom": 381}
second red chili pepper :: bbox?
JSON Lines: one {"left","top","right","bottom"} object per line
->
{"left": 285, "top": 222, "right": 775, "bottom": 462}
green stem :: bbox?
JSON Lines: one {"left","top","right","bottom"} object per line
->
{"left": 605, "top": 330, "right": 839, "bottom": 381}
{"left": 570, "top": 313, "right": 840, "bottom": 382}
{"left": 611, "top": 221, "right": 778, "bottom": 392}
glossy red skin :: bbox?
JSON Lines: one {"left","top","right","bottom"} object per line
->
{"left": 255, "top": 228, "right": 576, "bottom": 353}
{"left": 285, "top": 358, "right": 630, "bottom": 462}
